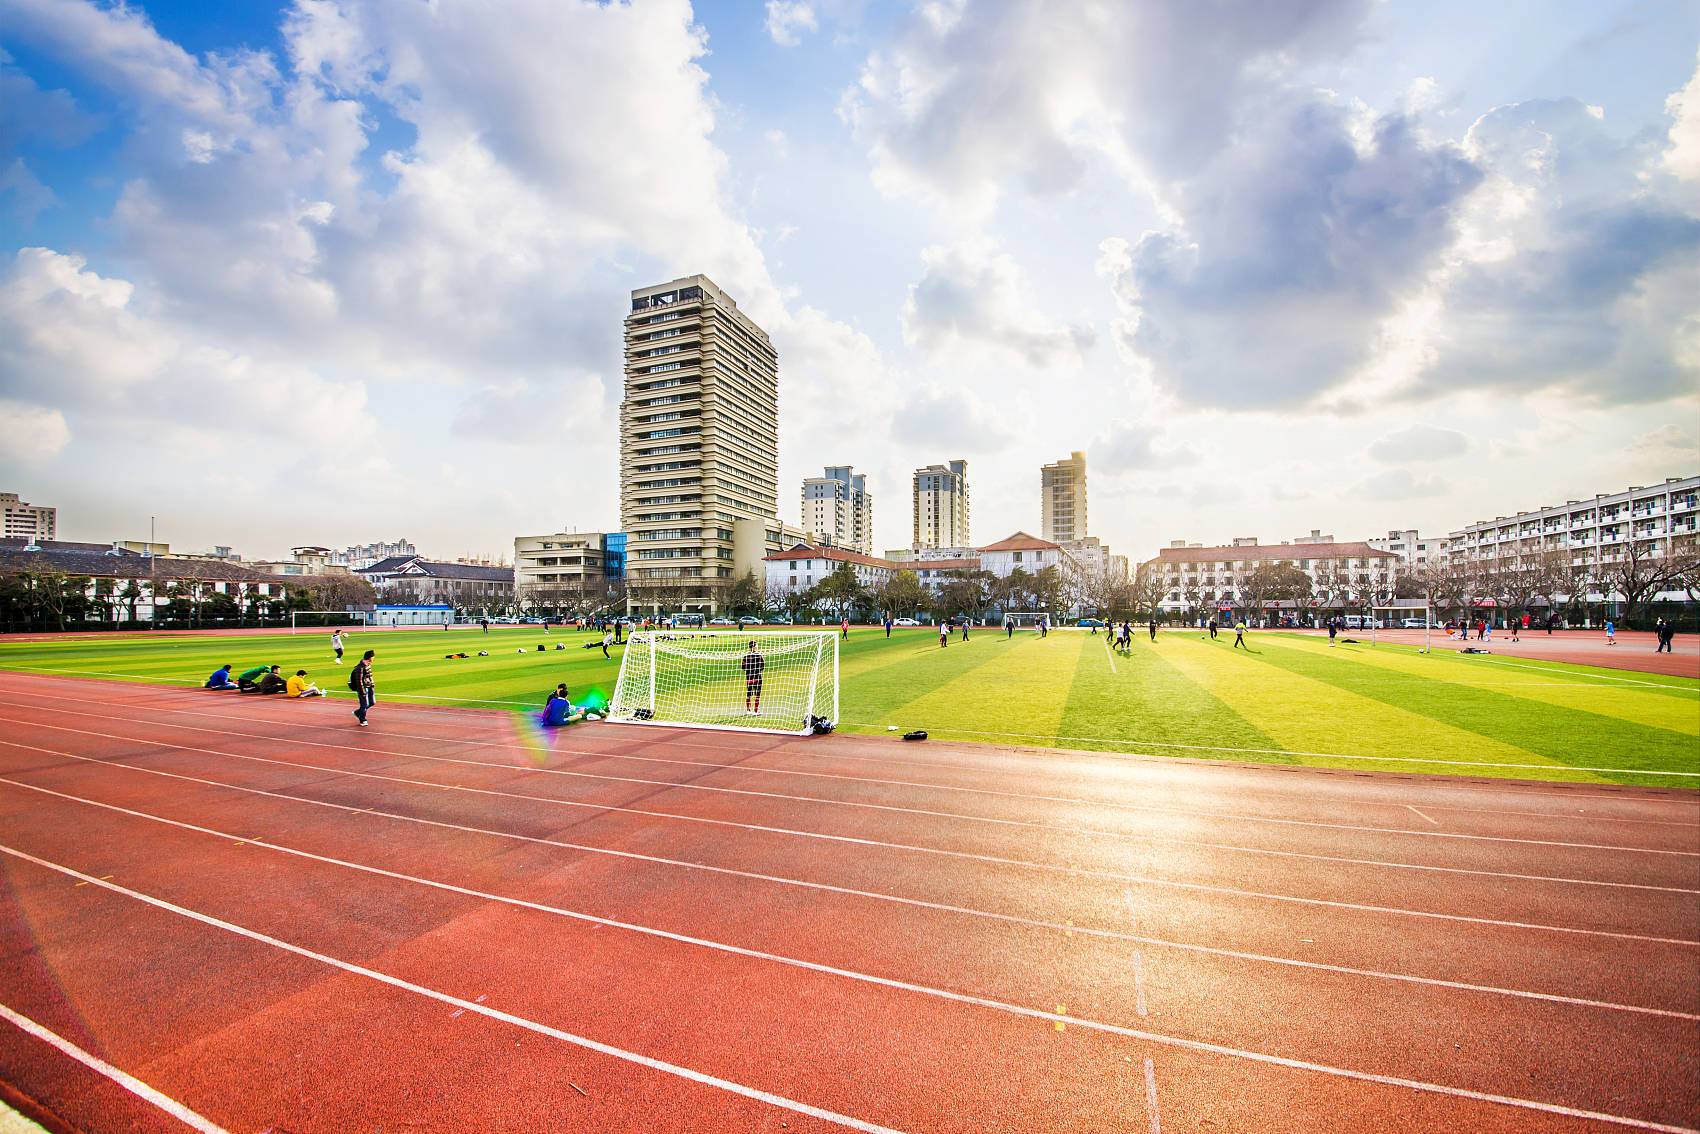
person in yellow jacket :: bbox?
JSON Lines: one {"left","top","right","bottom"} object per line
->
{"left": 286, "top": 670, "right": 325, "bottom": 697}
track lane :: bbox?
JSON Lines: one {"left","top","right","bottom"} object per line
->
{"left": 1, "top": 824, "right": 1690, "bottom": 1133}
{"left": 3, "top": 732, "right": 1696, "bottom": 1020}
{"left": 0, "top": 754, "right": 1695, "bottom": 1127}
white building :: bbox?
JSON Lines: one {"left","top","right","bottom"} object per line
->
{"left": 912, "top": 460, "right": 969, "bottom": 550}
{"left": 977, "top": 532, "right": 1082, "bottom": 582}
{"left": 1367, "top": 530, "right": 1444, "bottom": 567}
{"left": 2, "top": 492, "right": 55, "bottom": 542}
{"left": 801, "top": 466, "right": 873, "bottom": 554}
{"left": 764, "top": 545, "right": 895, "bottom": 594}
{"left": 1040, "top": 452, "right": 1086, "bottom": 543}
{"left": 1148, "top": 536, "right": 1400, "bottom": 617}
{"left": 1444, "top": 475, "right": 1698, "bottom": 579}
{"left": 331, "top": 538, "right": 417, "bottom": 569}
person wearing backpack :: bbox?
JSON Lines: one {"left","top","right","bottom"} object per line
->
{"left": 350, "top": 649, "right": 376, "bottom": 725}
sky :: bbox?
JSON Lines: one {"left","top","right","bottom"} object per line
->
{"left": 0, "top": 0, "right": 1696, "bottom": 565}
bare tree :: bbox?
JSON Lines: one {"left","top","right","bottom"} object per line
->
{"left": 1597, "top": 538, "right": 1685, "bottom": 630}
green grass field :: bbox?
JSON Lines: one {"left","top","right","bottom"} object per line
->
{"left": 1, "top": 625, "right": 1695, "bottom": 786}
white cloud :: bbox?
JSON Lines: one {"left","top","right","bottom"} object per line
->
{"left": 1368, "top": 425, "right": 1468, "bottom": 463}
{"left": 765, "top": 1, "right": 818, "bottom": 47}
{"left": 1665, "top": 48, "right": 1700, "bottom": 182}
{"left": 0, "top": 398, "right": 70, "bottom": 462}
{"left": 902, "top": 240, "right": 1093, "bottom": 368}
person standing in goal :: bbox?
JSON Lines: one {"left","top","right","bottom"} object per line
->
{"left": 742, "top": 640, "right": 765, "bottom": 715}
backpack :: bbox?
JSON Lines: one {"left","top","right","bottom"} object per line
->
{"left": 348, "top": 665, "right": 362, "bottom": 692}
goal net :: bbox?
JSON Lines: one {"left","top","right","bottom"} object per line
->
{"left": 608, "top": 630, "right": 838, "bottom": 736}
{"left": 1372, "top": 602, "right": 1434, "bottom": 651}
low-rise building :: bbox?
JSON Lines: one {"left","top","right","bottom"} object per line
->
{"left": 1149, "top": 536, "right": 1400, "bottom": 618}
{"left": 514, "top": 531, "right": 626, "bottom": 612}
{"left": 357, "top": 555, "right": 514, "bottom": 614}
{"left": 977, "top": 532, "right": 1081, "bottom": 582}
{"left": 250, "top": 546, "right": 350, "bottom": 576}
{"left": 764, "top": 545, "right": 895, "bottom": 594}
{"left": 0, "top": 543, "right": 286, "bottom": 623}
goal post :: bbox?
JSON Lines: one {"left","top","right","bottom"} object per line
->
{"left": 289, "top": 610, "right": 363, "bottom": 633}
{"left": 608, "top": 630, "right": 838, "bottom": 736}
{"left": 1371, "top": 601, "right": 1434, "bottom": 653}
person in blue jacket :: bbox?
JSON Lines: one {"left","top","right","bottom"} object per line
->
{"left": 204, "top": 664, "right": 238, "bottom": 690}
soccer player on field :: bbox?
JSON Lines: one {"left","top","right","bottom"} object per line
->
{"left": 742, "top": 641, "right": 765, "bottom": 714}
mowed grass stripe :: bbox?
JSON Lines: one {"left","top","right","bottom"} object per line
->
{"left": 1157, "top": 634, "right": 1599, "bottom": 780}
{"left": 1247, "top": 634, "right": 1697, "bottom": 780}
{"left": 839, "top": 628, "right": 1020, "bottom": 731}
{"left": 872, "top": 631, "right": 1086, "bottom": 743}
{"left": 1276, "top": 636, "right": 1700, "bottom": 738}
{"left": 1054, "top": 635, "right": 1290, "bottom": 759}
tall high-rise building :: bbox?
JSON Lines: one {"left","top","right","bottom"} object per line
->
{"left": 1041, "top": 451, "right": 1087, "bottom": 543}
{"left": 802, "top": 466, "right": 873, "bottom": 554}
{"left": 620, "top": 275, "right": 780, "bottom": 613}
{"left": 1, "top": 492, "right": 55, "bottom": 542}
{"left": 912, "top": 460, "right": 969, "bottom": 549}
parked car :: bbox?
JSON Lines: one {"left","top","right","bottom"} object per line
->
{"left": 708, "top": 616, "right": 735, "bottom": 626}
{"left": 893, "top": 617, "right": 920, "bottom": 626}
{"left": 1077, "top": 618, "right": 1103, "bottom": 627}
{"left": 1401, "top": 618, "right": 1432, "bottom": 629}
{"left": 737, "top": 615, "right": 762, "bottom": 625}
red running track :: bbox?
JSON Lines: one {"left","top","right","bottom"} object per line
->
{"left": 0, "top": 671, "right": 1695, "bottom": 1133}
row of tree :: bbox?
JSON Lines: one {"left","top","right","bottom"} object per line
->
{"left": 0, "top": 570, "right": 378, "bottom": 631}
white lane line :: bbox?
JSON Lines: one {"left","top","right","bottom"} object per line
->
{"left": 1134, "top": 952, "right": 1149, "bottom": 1018}
{"left": 0, "top": 847, "right": 910, "bottom": 1134}
{"left": 8, "top": 686, "right": 1696, "bottom": 836}
{"left": 6, "top": 848, "right": 1691, "bottom": 1134}
{"left": 1464, "top": 657, "right": 1696, "bottom": 691}
{"left": 1104, "top": 642, "right": 1118, "bottom": 676}
{"left": 845, "top": 723, "right": 1700, "bottom": 779}
{"left": 1407, "top": 806, "right": 1440, "bottom": 826}
{"left": 0, "top": 1001, "right": 234, "bottom": 1134}
{"left": 1, "top": 702, "right": 1688, "bottom": 860}
{"left": 1144, "top": 1057, "right": 1160, "bottom": 1134}
{"left": 3, "top": 761, "right": 1695, "bottom": 1023}
{"left": 2, "top": 729, "right": 1694, "bottom": 949}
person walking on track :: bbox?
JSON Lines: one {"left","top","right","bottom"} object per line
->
{"left": 351, "top": 649, "right": 376, "bottom": 726}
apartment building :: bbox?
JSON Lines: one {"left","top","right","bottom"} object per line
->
{"left": 802, "top": 466, "right": 874, "bottom": 554}
{"left": 1367, "top": 529, "right": 1443, "bottom": 567}
{"left": 2, "top": 492, "right": 56, "bottom": 542}
{"left": 620, "top": 275, "right": 782, "bottom": 614}
{"left": 1443, "top": 475, "right": 1699, "bottom": 576}
{"left": 1149, "top": 536, "right": 1400, "bottom": 617}
{"left": 513, "top": 531, "right": 626, "bottom": 611}
{"left": 913, "top": 460, "right": 969, "bottom": 550}
{"left": 1040, "top": 452, "right": 1086, "bottom": 543}
{"left": 330, "top": 539, "right": 417, "bottom": 569}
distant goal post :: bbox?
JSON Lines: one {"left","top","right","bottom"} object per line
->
{"left": 1370, "top": 601, "right": 1434, "bottom": 651}
{"left": 288, "top": 610, "right": 363, "bottom": 633}
{"left": 608, "top": 630, "right": 838, "bottom": 736}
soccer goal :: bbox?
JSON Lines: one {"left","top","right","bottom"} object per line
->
{"left": 1372, "top": 601, "right": 1434, "bottom": 653}
{"left": 289, "top": 610, "right": 362, "bottom": 633}
{"left": 608, "top": 630, "right": 838, "bottom": 736}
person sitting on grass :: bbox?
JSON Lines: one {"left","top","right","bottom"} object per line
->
{"left": 286, "top": 670, "right": 325, "bottom": 698}
{"left": 237, "top": 664, "right": 276, "bottom": 692}
{"left": 244, "top": 666, "right": 289, "bottom": 695}
{"left": 205, "top": 664, "right": 239, "bottom": 690}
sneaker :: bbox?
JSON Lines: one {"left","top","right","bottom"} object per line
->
{"left": 359, "top": 720, "right": 368, "bottom": 726}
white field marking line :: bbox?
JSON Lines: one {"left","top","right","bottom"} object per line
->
{"left": 844, "top": 722, "right": 1700, "bottom": 779}
{"left": 9, "top": 685, "right": 1698, "bottom": 836}
{"left": 0, "top": 1001, "right": 235, "bottom": 1134}
{"left": 1, "top": 700, "right": 1688, "bottom": 861}
{"left": 1144, "top": 1057, "right": 1160, "bottom": 1134}
{"left": 0, "top": 848, "right": 911, "bottom": 1134}
{"left": 0, "top": 665, "right": 543, "bottom": 707}
{"left": 1407, "top": 805, "right": 1440, "bottom": 826}
{"left": 9, "top": 763, "right": 1698, "bottom": 1022}
{"left": 9, "top": 741, "right": 1700, "bottom": 995}
{"left": 7, "top": 849, "right": 1693, "bottom": 1134}
{"left": 1462, "top": 655, "right": 1697, "bottom": 691}
{"left": 1103, "top": 640, "right": 1118, "bottom": 675}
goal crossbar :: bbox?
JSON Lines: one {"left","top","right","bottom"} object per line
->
{"left": 608, "top": 630, "right": 838, "bottom": 736}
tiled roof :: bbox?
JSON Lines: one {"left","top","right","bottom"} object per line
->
{"left": 0, "top": 548, "right": 279, "bottom": 583}
{"left": 908, "top": 558, "right": 981, "bottom": 572}
{"left": 1151, "top": 541, "right": 1397, "bottom": 565}
{"left": 358, "top": 555, "right": 513, "bottom": 581}
{"left": 978, "top": 531, "right": 1059, "bottom": 552}
{"left": 0, "top": 538, "right": 139, "bottom": 554}
{"left": 763, "top": 544, "right": 894, "bottom": 570}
